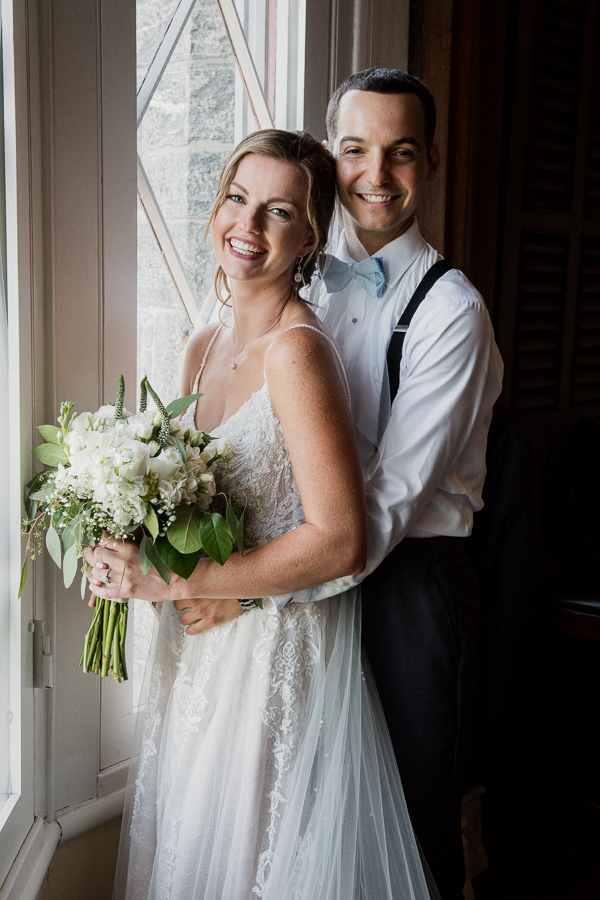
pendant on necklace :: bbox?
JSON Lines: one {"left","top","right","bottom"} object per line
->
{"left": 230, "top": 362, "right": 237, "bottom": 370}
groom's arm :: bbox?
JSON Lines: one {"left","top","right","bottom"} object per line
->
{"left": 269, "top": 285, "right": 502, "bottom": 611}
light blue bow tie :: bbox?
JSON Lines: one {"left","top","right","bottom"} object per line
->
{"left": 323, "top": 254, "right": 386, "bottom": 299}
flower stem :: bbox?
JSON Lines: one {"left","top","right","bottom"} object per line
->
{"left": 101, "top": 601, "right": 118, "bottom": 678}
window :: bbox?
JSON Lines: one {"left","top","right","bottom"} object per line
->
{"left": 0, "top": 0, "right": 37, "bottom": 884}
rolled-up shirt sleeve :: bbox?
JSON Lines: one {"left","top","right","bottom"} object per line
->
{"left": 268, "top": 282, "right": 503, "bottom": 612}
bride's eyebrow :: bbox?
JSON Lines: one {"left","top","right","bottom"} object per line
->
{"left": 229, "top": 181, "right": 248, "bottom": 194}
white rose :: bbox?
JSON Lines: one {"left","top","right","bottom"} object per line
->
{"left": 148, "top": 447, "right": 182, "bottom": 482}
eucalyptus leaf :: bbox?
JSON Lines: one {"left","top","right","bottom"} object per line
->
{"left": 28, "top": 490, "right": 49, "bottom": 502}
{"left": 154, "top": 536, "right": 202, "bottom": 580}
{"left": 200, "top": 513, "right": 233, "bottom": 566}
{"left": 46, "top": 524, "right": 62, "bottom": 569}
{"left": 175, "top": 438, "right": 187, "bottom": 466}
{"left": 166, "top": 393, "right": 203, "bottom": 419}
{"left": 63, "top": 543, "right": 79, "bottom": 588}
{"left": 143, "top": 504, "right": 159, "bottom": 540}
{"left": 80, "top": 568, "right": 87, "bottom": 600}
{"left": 33, "top": 443, "right": 67, "bottom": 467}
{"left": 18, "top": 557, "right": 28, "bottom": 598}
{"left": 28, "top": 501, "right": 38, "bottom": 524}
{"left": 62, "top": 511, "right": 83, "bottom": 552}
{"left": 167, "top": 506, "right": 203, "bottom": 554}
{"left": 225, "top": 504, "right": 238, "bottom": 542}
{"left": 37, "top": 424, "right": 61, "bottom": 445}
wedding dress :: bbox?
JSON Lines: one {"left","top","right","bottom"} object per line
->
{"left": 113, "top": 324, "right": 437, "bottom": 900}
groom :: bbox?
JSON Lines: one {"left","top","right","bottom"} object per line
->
{"left": 273, "top": 69, "right": 503, "bottom": 899}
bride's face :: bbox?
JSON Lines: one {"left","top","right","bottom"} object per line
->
{"left": 212, "top": 154, "right": 315, "bottom": 291}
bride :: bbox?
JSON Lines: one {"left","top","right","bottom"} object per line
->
{"left": 87, "top": 129, "right": 437, "bottom": 900}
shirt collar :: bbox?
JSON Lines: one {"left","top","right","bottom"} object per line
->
{"left": 336, "top": 218, "right": 427, "bottom": 291}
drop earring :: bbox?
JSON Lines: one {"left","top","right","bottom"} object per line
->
{"left": 294, "top": 258, "right": 303, "bottom": 283}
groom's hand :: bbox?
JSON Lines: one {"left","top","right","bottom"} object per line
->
{"left": 174, "top": 598, "right": 243, "bottom": 634}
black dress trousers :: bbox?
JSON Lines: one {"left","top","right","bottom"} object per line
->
{"left": 361, "top": 536, "right": 479, "bottom": 900}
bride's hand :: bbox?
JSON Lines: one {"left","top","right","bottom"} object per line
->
{"left": 174, "top": 598, "right": 243, "bottom": 634}
{"left": 82, "top": 537, "right": 196, "bottom": 603}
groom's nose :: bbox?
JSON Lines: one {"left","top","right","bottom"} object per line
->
{"left": 364, "top": 151, "right": 391, "bottom": 187}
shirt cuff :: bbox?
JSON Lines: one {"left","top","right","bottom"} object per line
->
{"left": 263, "top": 592, "right": 294, "bottom": 613}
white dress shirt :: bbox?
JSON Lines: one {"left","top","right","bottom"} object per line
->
{"left": 267, "top": 220, "right": 503, "bottom": 611}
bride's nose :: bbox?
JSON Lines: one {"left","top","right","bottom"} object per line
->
{"left": 239, "top": 204, "right": 262, "bottom": 234}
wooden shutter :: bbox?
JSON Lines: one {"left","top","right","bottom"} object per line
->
{"left": 495, "top": 0, "right": 600, "bottom": 422}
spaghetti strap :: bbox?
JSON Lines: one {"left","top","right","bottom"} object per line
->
{"left": 181, "top": 323, "right": 224, "bottom": 430}
{"left": 270, "top": 323, "right": 351, "bottom": 403}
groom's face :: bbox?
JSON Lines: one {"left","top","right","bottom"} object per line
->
{"left": 327, "top": 90, "right": 439, "bottom": 255}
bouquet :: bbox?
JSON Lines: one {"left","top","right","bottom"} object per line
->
{"left": 21, "top": 375, "right": 243, "bottom": 682}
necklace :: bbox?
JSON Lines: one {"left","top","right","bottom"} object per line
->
{"left": 230, "top": 297, "right": 291, "bottom": 370}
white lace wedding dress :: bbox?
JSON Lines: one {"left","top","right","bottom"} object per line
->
{"left": 113, "top": 325, "right": 436, "bottom": 900}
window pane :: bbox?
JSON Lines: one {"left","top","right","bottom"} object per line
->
{"left": 137, "top": 0, "right": 236, "bottom": 325}
{"left": 136, "top": 0, "right": 182, "bottom": 92}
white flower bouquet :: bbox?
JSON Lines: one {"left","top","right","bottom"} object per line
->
{"left": 21, "top": 376, "right": 242, "bottom": 682}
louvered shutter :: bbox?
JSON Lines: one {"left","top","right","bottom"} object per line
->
{"left": 495, "top": 0, "right": 600, "bottom": 422}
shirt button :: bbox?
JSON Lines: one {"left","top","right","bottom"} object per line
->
{"left": 352, "top": 317, "right": 358, "bottom": 324}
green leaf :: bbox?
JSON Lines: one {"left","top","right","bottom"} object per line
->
{"left": 175, "top": 438, "right": 187, "bottom": 465}
{"left": 140, "top": 534, "right": 152, "bottom": 576}
{"left": 46, "top": 524, "right": 62, "bottom": 569}
{"left": 154, "top": 536, "right": 202, "bottom": 580}
{"left": 225, "top": 504, "right": 238, "bottom": 542}
{"left": 166, "top": 505, "right": 203, "bottom": 554}
{"left": 33, "top": 443, "right": 67, "bottom": 467}
{"left": 26, "top": 473, "right": 46, "bottom": 491}
{"left": 28, "top": 501, "right": 38, "bottom": 524}
{"left": 18, "top": 557, "right": 28, "bottom": 598}
{"left": 80, "top": 568, "right": 87, "bottom": 600}
{"left": 63, "top": 543, "right": 79, "bottom": 588}
{"left": 62, "top": 511, "right": 83, "bottom": 551}
{"left": 255, "top": 598, "right": 264, "bottom": 610}
{"left": 28, "top": 490, "right": 48, "bottom": 502}
{"left": 200, "top": 512, "right": 233, "bottom": 566}
{"left": 143, "top": 504, "right": 159, "bottom": 540}
{"left": 37, "top": 424, "right": 61, "bottom": 445}
{"left": 140, "top": 534, "right": 170, "bottom": 583}
{"left": 166, "top": 393, "right": 203, "bottom": 419}
{"left": 236, "top": 507, "right": 246, "bottom": 556}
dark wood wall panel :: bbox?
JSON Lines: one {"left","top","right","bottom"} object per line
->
{"left": 513, "top": 232, "right": 569, "bottom": 414}
{"left": 572, "top": 238, "right": 600, "bottom": 414}
{"left": 524, "top": 0, "right": 585, "bottom": 212}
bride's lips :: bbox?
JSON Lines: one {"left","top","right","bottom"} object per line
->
{"left": 227, "top": 236, "right": 268, "bottom": 260}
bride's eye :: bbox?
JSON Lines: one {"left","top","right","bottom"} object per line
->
{"left": 270, "top": 207, "right": 291, "bottom": 219}
{"left": 226, "top": 193, "right": 244, "bottom": 204}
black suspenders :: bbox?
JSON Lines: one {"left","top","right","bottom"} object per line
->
{"left": 386, "top": 259, "right": 453, "bottom": 403}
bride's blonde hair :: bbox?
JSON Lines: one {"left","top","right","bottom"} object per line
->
{"left": 207, "top": 129, "right": 336, "bottom": 309}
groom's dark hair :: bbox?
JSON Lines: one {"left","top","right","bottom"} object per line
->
{"left": 326, "top": 68, "right": 436, "bottom": 155}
